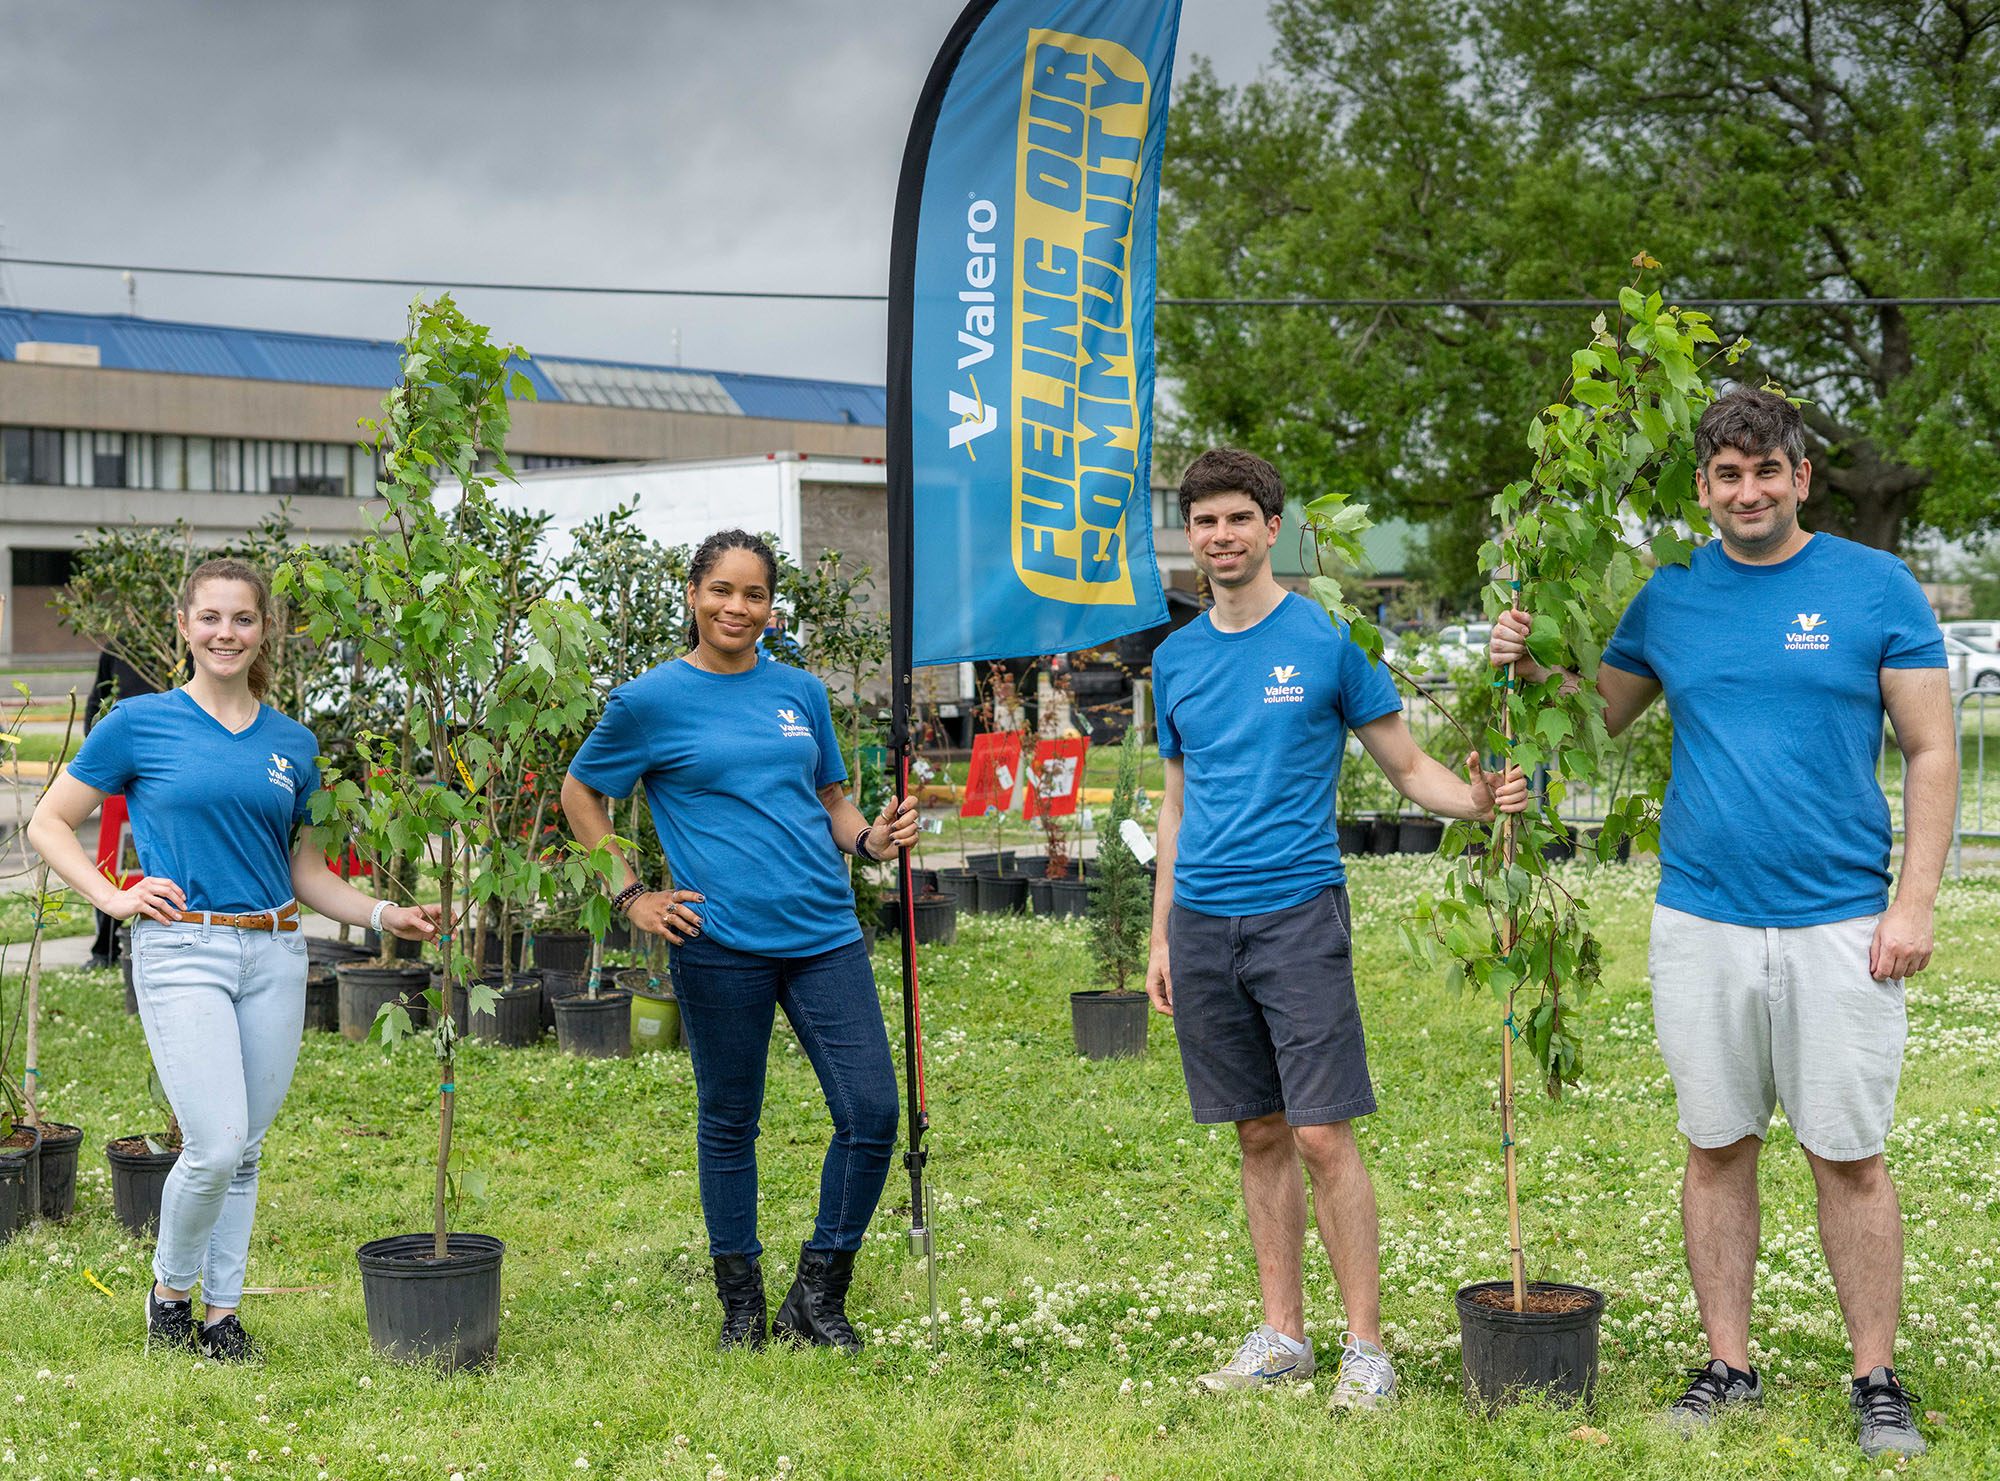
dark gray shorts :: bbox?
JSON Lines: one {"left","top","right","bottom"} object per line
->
{"left": 1167, "top": 885, "right": 1375, "bottom": 1126}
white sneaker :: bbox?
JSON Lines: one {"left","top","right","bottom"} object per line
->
{"left": 1328, "top": 1332, "right": 1396, "bottom": 1409}
{"left": 1194, "top": 1324, "right": 1316, "bottom": 1391}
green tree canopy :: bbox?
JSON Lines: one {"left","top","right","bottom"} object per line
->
{"left": 1159, "top": 0, "right": 2000, "bottom": 586}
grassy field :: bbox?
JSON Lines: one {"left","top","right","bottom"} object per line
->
{"left": 5, "top": 858, "right": 2000, "bottom": 1478}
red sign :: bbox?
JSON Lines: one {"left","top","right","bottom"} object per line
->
{"left": 94, "top": 796, "right": 140, "bottom": 888}
{"left": 960, "top": 731, "right": 1023, "bottom": 817}
{"left": 1023, "top": 737, "right": 1089, "bottom": 820}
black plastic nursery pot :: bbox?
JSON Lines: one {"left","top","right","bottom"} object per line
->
{"left": 965, "top": 850, "right": 1016, "bottom": 875}
{"left": 553, "top": 991, "right": 633, "bottom": 1058}
{"left": 1455, "top": 1281, "right": 1606, "bottom": 1411}
{"left": 939, "top": 867, "right": 981, "bottom": 914}
{"left": 450, "top": 976, "right": 544, "bottom": 1048}
{"left": 1366, "top": 816, "right": 1402, "bottom": 855}
{"left": 306, "top": 937, "right": 372, "bottom": 968}
{"left": 532, "top": 931, "right": 593, "bottom": 973}
{"left": 910, "top": 894, "right": 958, "bottom": 946}
{"left": 357, "top": 1232, "right": 505, "bottom": 1371}
{"left": 1027, "top": 877, "right": 1056, "bottom": 916}
{"left": 1071, "top": 990, "right": 1148, "bottom": 1059}
{"left": 1397, "top": 816, "right": 1446, "bottom": 855}
{"left": 0, "top": 1124, "right": 40, "bottom": 1244}
{"left": 602, "top": 921, "right": 632, "bottom": 951}
{"left": 975, "top": 872, "right": 1028, "bottom": 915}
{"left": 1049, "top": 879, "right": 1091, "bottom": 918}
{"left": 35, "top": 1122, "right": 82, "bottom": 1221}
{"left": 360, "top": 927, "right": 425, "bottom": 961}
{"left": 540, "top": 968, "right": 585, "bottom": 1034}
{"left": 304, "top": 970, "right": 340, "bottom": 1033}
{"left": 1336, "top": 819, "right": 1370, "bottom": 856}
{"left": 337, "top": 964, "right": 433, "bottom": 1042}
{"left": 106, "top": 1136, "right": 181, "bottom": 1238}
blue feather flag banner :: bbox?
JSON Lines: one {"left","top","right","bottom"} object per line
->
{"left": 888, "top": 0, "right": 1181, "bottom": 669}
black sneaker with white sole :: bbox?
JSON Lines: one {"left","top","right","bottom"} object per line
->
{"left": 144, "top": 1289, "right": 198, "bottom": 1354}
{"left": 1851, "top": 1366, "right": 1926, "bottom": 1458}
{"left": 1661, "top": 1358, "right": 1762, "bottom": 1430}
{"left": 199, "top": 1314, "right": 258, "bottom": 1364}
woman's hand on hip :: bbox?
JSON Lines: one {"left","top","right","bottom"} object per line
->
{"left": 384, "top": 903, "right": 443, "bottom": 942}
{"left": 632, "top": 888, "right": 705, "bottom": 945}
{"left": 864, "top": 795, "right": 921, "bottom": 861}
{"left": 105, "top": 876, "right": 187, "bottom": 924}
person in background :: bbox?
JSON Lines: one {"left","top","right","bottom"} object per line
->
{"left": 560, "top": 528, "right": 917, "bottom": 1354}
{"left": 29, "top": 559, "right": 440, "bottom": 1361}
{"left": 82, "top": 651, "right": 157, "bottom": 972}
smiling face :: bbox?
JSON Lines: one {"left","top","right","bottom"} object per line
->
{"left": 688, "top": 547, "right": 774, "bottom": 657}
{"left": 1698, "top": 443, "right": 1813, "bottom": 561}
{"left": 1185, "top": 490, "right": 1281, "bottom": 591}
{"left": 175, "top": 577, "right": 267, "bottom": 685}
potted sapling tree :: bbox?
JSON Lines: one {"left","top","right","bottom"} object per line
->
{"left": 1308, "top": 262, "right": 1725, "bottom": 1409}
{"left": 1072, "top": 728, "right": 1152, "bottom": 1058}
{"left": 282, "top": 295, "right": 603, "bottom": 1369}
{"left": 105, "top": 1063, "right": 182, "bottom": 1239}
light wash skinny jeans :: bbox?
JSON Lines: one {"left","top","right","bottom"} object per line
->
{"left": 131, "top": 912, "right": 306, "bottom": 1307}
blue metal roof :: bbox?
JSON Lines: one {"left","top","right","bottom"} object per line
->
{"left": 0, "top": 306, "right": 884, "bottom": 425}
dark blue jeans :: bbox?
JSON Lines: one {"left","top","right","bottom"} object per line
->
{"left": 668, "top": 934, "right": 898, "bottom": 1258}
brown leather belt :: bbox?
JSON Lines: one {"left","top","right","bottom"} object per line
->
{"left": 170, "top": 901, "right": 301, "bottom": 933}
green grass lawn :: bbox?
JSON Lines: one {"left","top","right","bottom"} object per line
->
{"left": 0, "top": 892, "right": 95, "bottom": 946}
{"left": 6, "top": 859, "right": 2000, "bottom": 1477}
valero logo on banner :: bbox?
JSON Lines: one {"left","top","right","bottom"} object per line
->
{"left": 1009, "top": 33, "right": 1147, "bottom": 606}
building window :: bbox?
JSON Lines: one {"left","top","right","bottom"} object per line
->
{"left": 11, "top": 549, "right": 75, "bottom": 587}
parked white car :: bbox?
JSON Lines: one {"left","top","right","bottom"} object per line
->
{"left": 1944, "top": 634, "right": 2000, "bottom": 693}
{"left": 1942, "top": 620, "right": 2000, "bottom": 654}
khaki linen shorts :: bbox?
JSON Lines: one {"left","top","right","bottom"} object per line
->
{"left": 1649, "top": 904, "right": 1906, "bottom": 1161}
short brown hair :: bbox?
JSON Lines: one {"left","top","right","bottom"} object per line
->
{"left": 1178, "top": 448, "right": 1284, "bottom": 525}
{"left": 179, "top": 557, "right": 276, "bottom": 701}
{"left": 1695, "top": 388, "right": 1806, "bottom": 474}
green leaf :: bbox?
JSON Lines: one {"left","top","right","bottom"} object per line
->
{"left": 1525, "top": 613, "right": 1565, "bottom": 670}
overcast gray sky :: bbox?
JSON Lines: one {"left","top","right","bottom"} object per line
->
{"left": 0, "top": 0, "right": 1274, "bottom": 387}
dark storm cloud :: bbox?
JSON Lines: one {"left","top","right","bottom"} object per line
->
{"left": 0, "top": 0, "right": 1272, "bottom": 384}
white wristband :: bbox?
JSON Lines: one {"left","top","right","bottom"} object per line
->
{"left": 369, "top": 899, "right": 391, "bottom": 934}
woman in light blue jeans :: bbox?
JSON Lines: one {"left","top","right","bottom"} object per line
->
{"left": 29, "top": 558, "right": 440, "bottom": 1361}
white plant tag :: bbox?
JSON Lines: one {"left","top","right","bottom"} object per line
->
{"left": 1119, "top": 818, "right": 1157, "bottom": 864}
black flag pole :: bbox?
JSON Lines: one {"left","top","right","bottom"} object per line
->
{"left": 888, "top": 0, "right": 1000, "bottom": 1351}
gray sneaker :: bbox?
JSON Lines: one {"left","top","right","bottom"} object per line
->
{"left": 1194, "top": 1325, "right": 1315, "bottom": 1391}
{"left": 1328, "top": 1332, "right": 1397, "bottom": 1410}
{"left": 1851, "top": 1366, "right": 1926, "bottom": 1459}
{"left": 1661, "top": 1358, "right": 1762, "bottom": 1431}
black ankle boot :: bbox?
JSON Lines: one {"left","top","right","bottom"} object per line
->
{"left": 772, "top": 1243, "right": 861, "bottom": 1352}
{"left": 713, "top": 1253, "right": 766, "bottom": 1350}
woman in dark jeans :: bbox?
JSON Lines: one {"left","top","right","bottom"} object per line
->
{"left": 560, "top": 529, "right": 916, "bottom": 1352}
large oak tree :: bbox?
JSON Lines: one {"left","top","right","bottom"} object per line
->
{"left": 1159, "top": 0, "right": 2000, "bottom": 584}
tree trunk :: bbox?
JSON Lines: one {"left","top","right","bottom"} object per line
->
{"left": 22, "top": 866, "right": 46, "bottom": 1129}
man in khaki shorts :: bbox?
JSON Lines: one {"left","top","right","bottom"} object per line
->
{"left": 1489, "top": 388, "right": 1956, "bottom": 1461}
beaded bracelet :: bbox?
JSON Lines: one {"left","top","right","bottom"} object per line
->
{"left": 611, "top": 881, "right": 647, "bottom": 915}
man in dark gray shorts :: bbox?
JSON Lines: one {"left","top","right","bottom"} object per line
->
{"left": 1148, "top": 449, "right": 1526, "bottom": 1408}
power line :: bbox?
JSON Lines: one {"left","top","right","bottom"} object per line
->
{"left": 5, "top": 255, "right": 2000, "bottom": 310}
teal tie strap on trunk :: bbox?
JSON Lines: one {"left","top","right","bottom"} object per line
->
{"left": 440, "top": 1082, "right": 455, "bottom": 1094}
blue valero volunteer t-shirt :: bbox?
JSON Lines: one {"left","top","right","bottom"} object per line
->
{"left": 566, "top": 654, "right": 862, "bottom": 957}
{"left": 1601, "top": 533, "right": 1945, "bottom": 927}
{"left": 1155, "top": 593, "right": 1403, "bottom": 917}
{"left": 66, "top": 688, "right": 320, "bottom": 914}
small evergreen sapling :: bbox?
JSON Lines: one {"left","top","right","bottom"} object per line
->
{"left": 1088, "top": 729, "right": 1151, "bottom": 994}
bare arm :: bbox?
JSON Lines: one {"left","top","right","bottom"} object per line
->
{"left": 1144, "top": 757, "right": 1183, "bottom": 1017}
{"left": 815, "top": 782, "right": 920, "bottom": 862}
{"left": 1873, "top": 665, "right": 1957, "bottom": 980}
{"left": 1488, "top": 609, "right": 1663, "bottom": 738}
{"left": 289, "top": 829, "right": 439, "bottom": 940}
{"left": 1353, "top": 712, "right": 1530, "bottom": 820}
{"left": 26, "top": 772, "right": 184, "bottom": 922}
{"left": 560, "top": 770, "right": 705, "bottom": 945}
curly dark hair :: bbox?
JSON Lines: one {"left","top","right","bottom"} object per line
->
{"left": 685, "top": 528, "right": 778, "bottom": 649}
{"left": 1178, "top": 448, "right": 1285, "bottom": 524}
{"left": 1695, "top": 388, "right": 1806, "bottom": 474}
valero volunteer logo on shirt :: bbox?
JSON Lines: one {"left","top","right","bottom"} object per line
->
{"left": 267, "top": 753, "right": 297, "bottom": 793}
{"left": 776, "top": 707, "right": 813, "bottom": 739}
{"left": 1786, "top": 612, "right": 1831, "bottom": 652}
{"left": 1264, "top": 664, "right": 1305, "bottom": 704}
